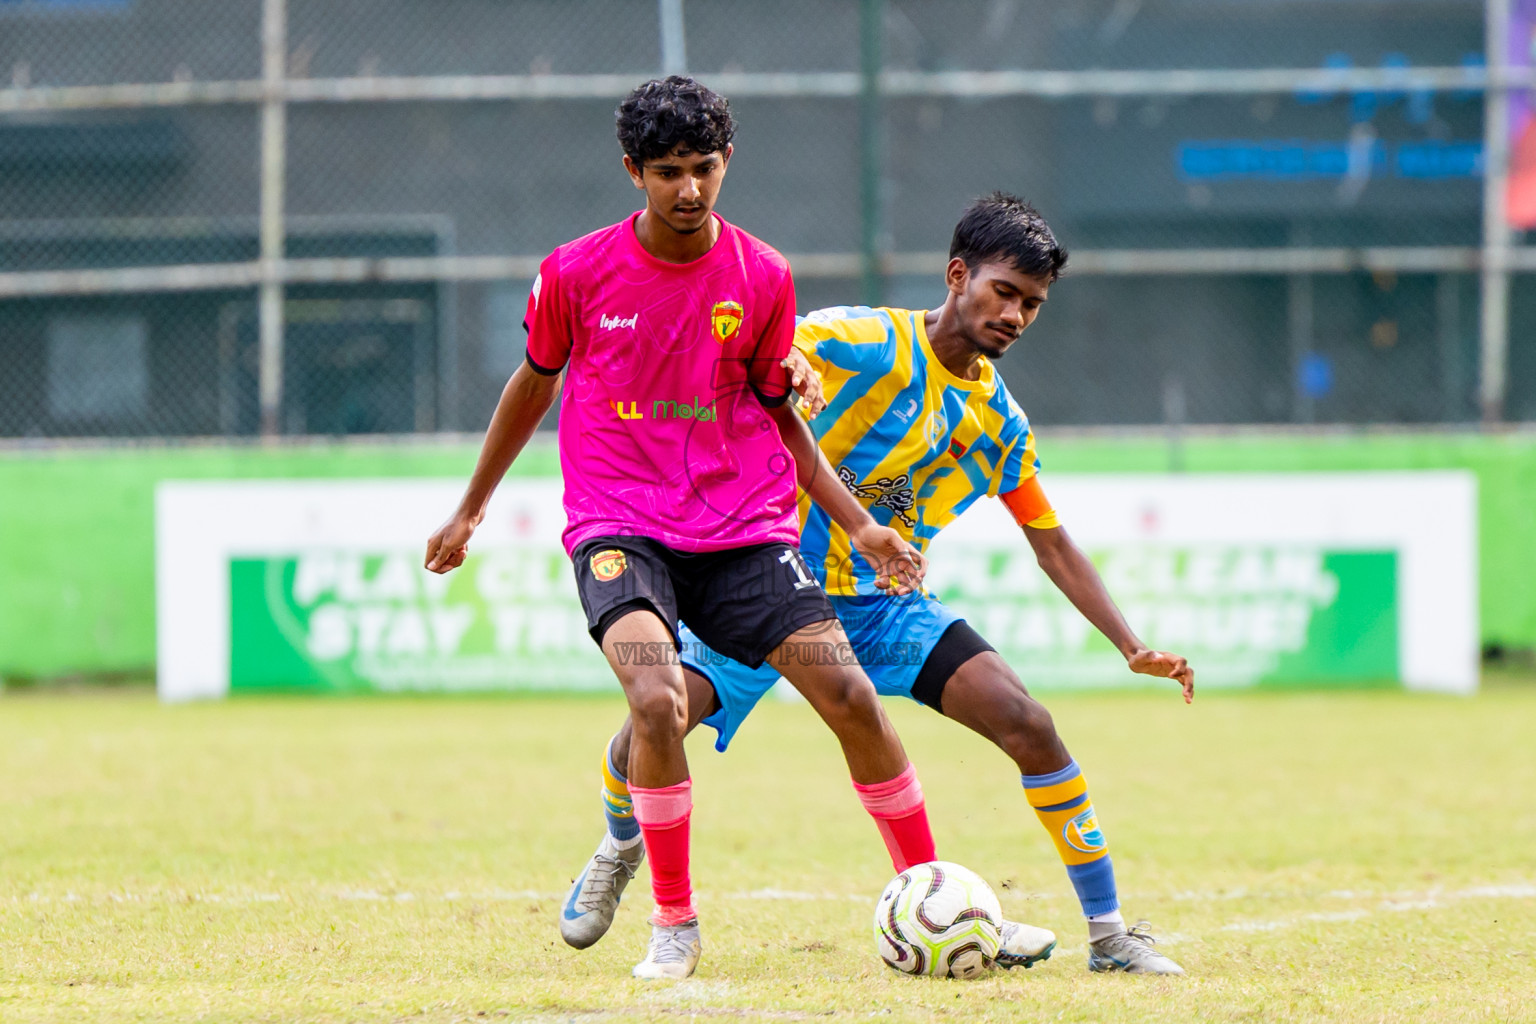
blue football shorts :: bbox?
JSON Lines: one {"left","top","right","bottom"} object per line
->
{"left": 679, "top": 591, "right": 966, "bottom": 752}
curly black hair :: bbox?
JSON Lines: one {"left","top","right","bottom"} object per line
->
{"left": 950, "top": 192, "right": 1068, "bottom": 282}
{"left": 615, "top": 75, "right": 736, "bottom": 167}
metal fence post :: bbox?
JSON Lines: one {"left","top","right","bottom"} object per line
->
{"left": 659, "top": 0, "right": 687, "bottom": 76}
{"left": 1480, "top": 0, "right": 1513, "bottom": 425}
{"left": 258, "top": 0, "right": 288, "bottom": 437}
{"left": 859, "top": 0, "right": 884, "bottom": 307}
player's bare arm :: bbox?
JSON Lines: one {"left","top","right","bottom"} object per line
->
{"left": 1022, "top": 522, "right": 1195, "bottom": 703}
{"left": 766, "top": 400, "right": 926, "bottom": 594}
{"left": 424, "top": 361, "right": 561, "bottom": 573}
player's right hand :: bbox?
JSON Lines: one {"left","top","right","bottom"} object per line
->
{"left": 850, "top": 523, "right": 927, "bottom": 595}
{"left": 425, "top": 513, "right": 477, "bottom": 574}
{"left": 781, "top": 349, "right": 826, "bottom": 419}
{"left": 1128, "top": 648, "right": 1195, "bottom": 704}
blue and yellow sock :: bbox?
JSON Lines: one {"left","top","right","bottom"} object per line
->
{"left": 1022, "top": 760, "right": 1119, "bottom": 919}
{"left": 601, "top": 736, "right": 641, "bottom": 843}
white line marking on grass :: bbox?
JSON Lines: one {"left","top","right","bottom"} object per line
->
{"left": 1458, "top": 884, "right": 1536, "bottom": 898}
{"left": 443, "top": 889, "right": 562, "bottom": 900}
{"left": 1220, "top": 883, "right": 1533, "bottom": 934}
{"left": 1382, "top": 899, "right": 1442, "bottom": 911}
{"left": 640, "top": 979, "right": 741, "bottom": 1007}
{"left": 722, "top": 889, "right": 865, "bottom": 901}
{"left": 10, "top": 879, "right": 1532, "bottom": 925}
{"left": 1224, "top": 909, "right": 1370, "bottom": 933}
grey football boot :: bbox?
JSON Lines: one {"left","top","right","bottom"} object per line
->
{"left": 559, "top": 833, "right": 645, "bottom": 949}
{"left": 1087, "top": 920, "right": 1186, "bottom": 975}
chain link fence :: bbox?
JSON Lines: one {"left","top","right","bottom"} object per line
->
{"left": 1, "top": 0, "right": 1533, "bottom": 437}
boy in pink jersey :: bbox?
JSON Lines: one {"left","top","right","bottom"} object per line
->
{"left": 425, "top": 77, "right": 941, "bottom": 980}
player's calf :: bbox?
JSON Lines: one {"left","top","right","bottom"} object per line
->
{"left": 598, "top": 611, "right": 701, "bottom": 968}
{"left": 770, "top": 624, "right": 937, "bottom": 872}
{"left": 770, "top": 632, "right": 908, "bottom": 783}
{"left": 941, "top": 651, "right": 1070, "bottom": 777}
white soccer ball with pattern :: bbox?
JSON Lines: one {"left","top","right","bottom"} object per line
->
{"left": 873, "top": 861, "right": 1003, "bottom": 979}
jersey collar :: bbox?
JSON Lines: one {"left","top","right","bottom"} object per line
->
{"left": 913, "top": 310, "right": 994, "bottom": 393}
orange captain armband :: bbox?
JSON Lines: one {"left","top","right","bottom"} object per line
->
{"left": 1000, "top": 476, "right": 1060, "bottom": 529}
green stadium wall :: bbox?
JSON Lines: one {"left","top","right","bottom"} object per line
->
{"left": 1, "top": 431, "right": 1532, "bottom": 680}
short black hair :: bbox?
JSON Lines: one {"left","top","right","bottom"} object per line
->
{"left": 615, "top": 76, "right": 735, "bottom": 167}
{"left": 949, "top": 192, "right": 1068, "bottom": 282}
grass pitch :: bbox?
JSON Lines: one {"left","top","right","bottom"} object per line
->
{"left": 2, "top": 684, "right": 1534, "bottom": 1023}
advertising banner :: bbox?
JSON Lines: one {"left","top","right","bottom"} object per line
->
{"left": 157, "top": 473, "right": 1477, "bottom": 700}
{"left": 921, "top": 474, "right": 1477, "bottom": 692}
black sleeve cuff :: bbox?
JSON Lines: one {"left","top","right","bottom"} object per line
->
{"left": 753, "top": 385, "right": 792, "bottom": 408}
{"left": 524, "top": 351, "right": 565, "bottom": 376}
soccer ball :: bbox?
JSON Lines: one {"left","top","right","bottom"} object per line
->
{"left": 873, "top": 861, "right": 1003, "bottom": 979}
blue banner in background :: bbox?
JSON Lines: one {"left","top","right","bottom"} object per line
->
{"left": 1180, "top": 140, "right": 1482, "bottom": 182}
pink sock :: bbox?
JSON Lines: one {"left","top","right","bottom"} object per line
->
{"left": 629, "top": 779, "right": 696, "bottom": 919}
{"left": 853, "top": 763, "right": 937, "bottom": 872}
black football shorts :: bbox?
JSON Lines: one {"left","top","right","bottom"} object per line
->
{"left": 571, "top": 534, "right": 836, "bottom": 669}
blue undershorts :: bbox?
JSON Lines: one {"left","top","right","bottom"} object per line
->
{"left": 680, "top": 591, "right": 965, "bottom": 752}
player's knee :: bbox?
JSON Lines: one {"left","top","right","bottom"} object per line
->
{"left": 628, "top": 678, "right": 688, "bottom": 743}
{"left": 813, "top": 669, "right": 885, "bottom": 734}
{"left": 996, "top": 695, "right": 1059, "bottom": 765}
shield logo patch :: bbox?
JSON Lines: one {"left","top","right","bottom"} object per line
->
{"left": 589, "top": 549, "right": 628, "bottom": 582}
{"left": 711, "top": 300, "right": 744, "bottom": 344}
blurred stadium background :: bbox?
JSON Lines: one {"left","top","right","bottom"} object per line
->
{"left": 1, "top": 0, "right": 1533, "bottom": 687}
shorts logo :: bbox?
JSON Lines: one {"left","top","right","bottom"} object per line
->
{"left": 711, "top": 300, "right": 744, "bottom": 344}
{"left": 589, "top": 549, "right": 628, "bottom": 581}
{"left": 1063, "top": 807, "right": 1106, "bottom": 854}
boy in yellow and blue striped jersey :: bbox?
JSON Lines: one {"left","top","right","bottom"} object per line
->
{"left": 563, "top": 193, "right": 1196, "bottom": 975}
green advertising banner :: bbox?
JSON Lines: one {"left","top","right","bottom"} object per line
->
{"left": 228, "top": 544, "right": 1397, "bottom": 694}
{"left": 931, "top": 548, "right": 1397, "bottom": 689}
{"left": 157, "top": 475, "right": 1475, "bottom": 699}
{"left": 231, "top": 549, "right": 611, "bottom": 693}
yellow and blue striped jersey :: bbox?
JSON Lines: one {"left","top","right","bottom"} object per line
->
{"left": 794, "top": 305, "right": 1058, "bottom": 596}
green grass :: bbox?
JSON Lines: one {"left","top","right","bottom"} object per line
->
{"left": 3, "top": 688, "right": 1535, "bottom": 1023}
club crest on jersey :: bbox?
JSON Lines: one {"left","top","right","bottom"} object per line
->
{"left": 1063, "top": 807, "right": 1106, "bottom": 854}
{"left": 924, "top": 411, "right": 948, "bottom": 449}
{"left": 589, "top": 549, "right": 628, "bottom": 582}
{"left": 710, "top": 300, "right": 743, "bottom": 344}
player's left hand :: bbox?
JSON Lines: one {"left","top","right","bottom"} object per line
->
{"left": 781, "top": 349, "right": 826, "bottom": 419}
{"left": 1128, "top": 649, "right": 1195, "bottom": 704}
{"left": 850, "top": 523, "right": 926, "bottom": 595}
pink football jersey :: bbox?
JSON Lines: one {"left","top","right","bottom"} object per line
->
{"left": 524, "top": 212, "right": 800, "bottom": 555}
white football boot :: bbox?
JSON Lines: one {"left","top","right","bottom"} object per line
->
{"left": 995, "top": 919, "right": 1057, "bottom": 969}
{"left": 1087, "top": 920, "right": 1185, "bottom": 975}
{"left": 632, "top": 917, "right": 702, "bottom": 980}
{"left": 559, "top": 833, "right": 645, "bottom": 949}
